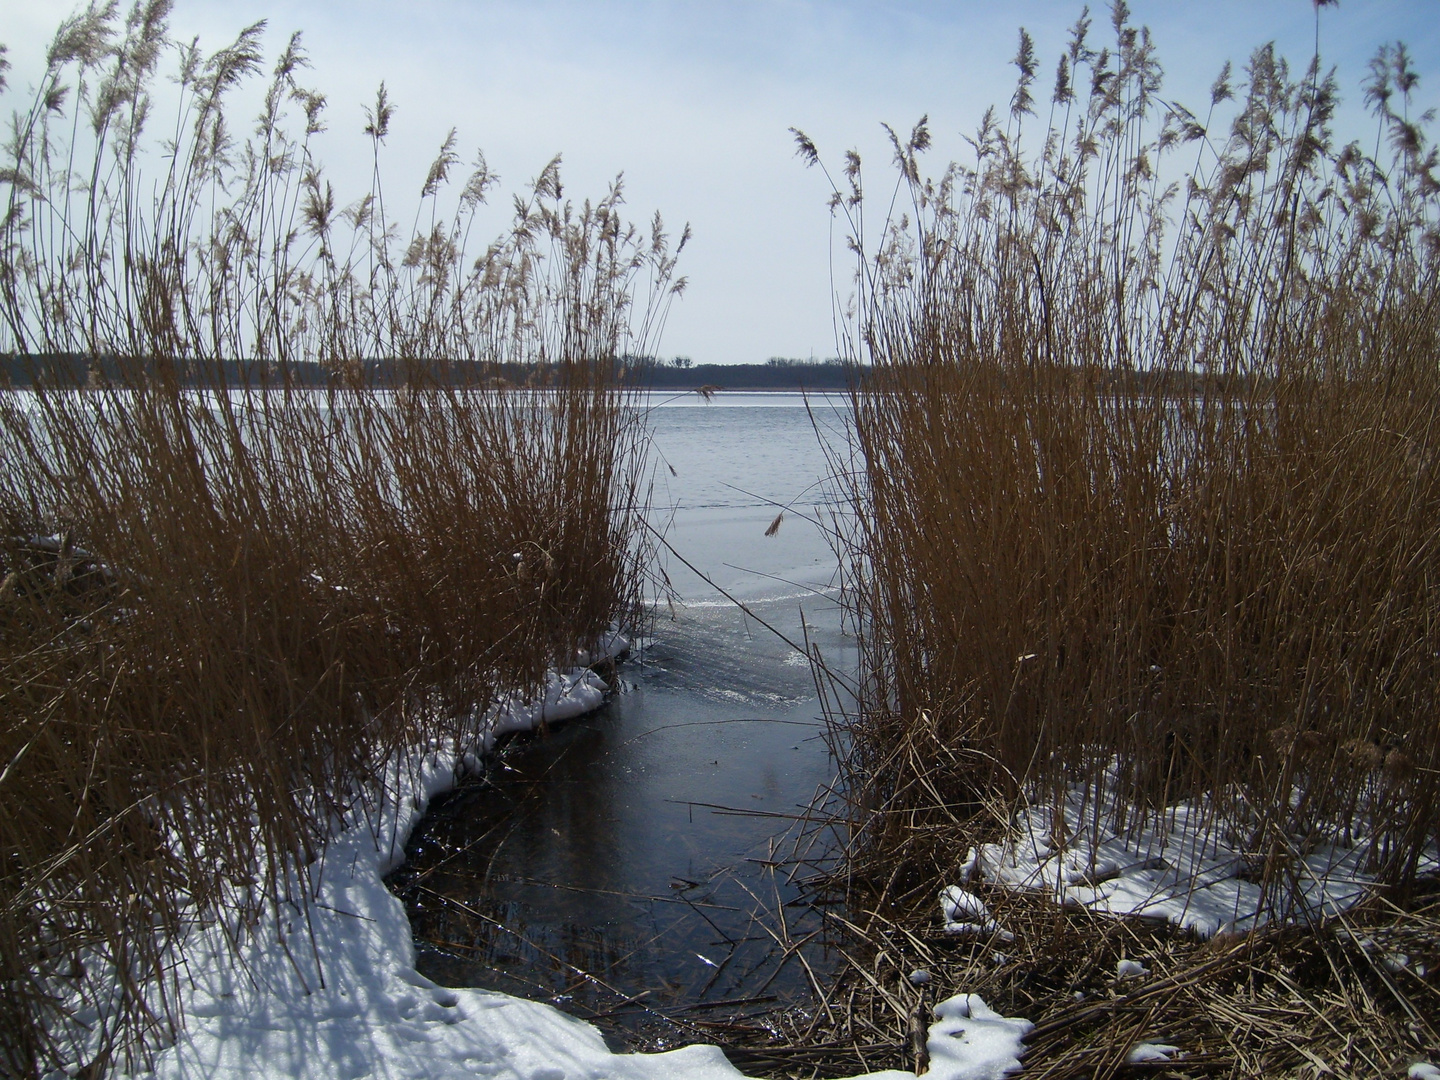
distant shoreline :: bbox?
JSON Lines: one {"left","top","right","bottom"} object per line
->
{"left": 635, "top": 362, "right": 854, "bottom": 392}
{"left": 2, "top": 355, "right": 858, "bottom": 392}
{"left": 1, "top": 356, "right": 1275, "bottom": 398}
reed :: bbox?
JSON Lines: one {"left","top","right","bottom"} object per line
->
{"left": 0, "top": 4, "right": 682, "bottom": 1075}
{"left": 802, "top": 3, "right": 1440, "bottom": 921}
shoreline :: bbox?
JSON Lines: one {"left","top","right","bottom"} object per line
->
{"left": 66, "top": 632, "right": 1028, "bottom": 1080}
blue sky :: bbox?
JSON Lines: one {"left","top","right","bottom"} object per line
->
{"left": 4, "top": 1, "right": 1438, "bottom": 364}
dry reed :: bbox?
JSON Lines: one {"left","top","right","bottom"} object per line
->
{"left": 792, "top": 2, "right": 1440, "bottom": 1068}
{"left": 735, "top": 879, "right": 1440, "bottom": 1078}
{"left": 0, "top": 4, "right": 683, "bottom": 1075}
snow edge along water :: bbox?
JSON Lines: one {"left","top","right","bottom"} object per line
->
{"left": 77, "top": 631, "right": 1029, "bottom": 1080}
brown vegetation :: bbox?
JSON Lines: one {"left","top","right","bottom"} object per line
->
{"left": 719, "top": 883, "right": 1440, "bottom": 1079}
{"left": 0, "top": 3, "right": 681, "bottom": 1075}
{"left": 792, "top": 2, "right": 1440, "bottom": 1074}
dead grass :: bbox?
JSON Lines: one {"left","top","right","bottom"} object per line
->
{"left": 797, "top": 1, "right": 1440, "bottom": 917}
{"left": 0, "top": 5, "right": 681, "bottom": 1075}
{"left": 732, "top": 877, "right": 1440, "bottom": 1079}
{"left": 692, "top": 792, "right": 1440, "bottom": 1079}
{"left": 766, "top": 3, "right": 1440, "bottom": 1075}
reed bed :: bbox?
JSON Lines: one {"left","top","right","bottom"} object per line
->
{"left": 0, "top": 4, "right": 682, "bottom": 1075}
{"left": 570, "top": 802, "right": 1439, "bottom": 1078}
{"left": 805, "top": 0, "right": 1440, "bottom": 904}
{"left": 791, "top": 1, "right": 1440, "bottom": 1071}
{"left": 717, "top": 880, "right": 1440, "bottom": 1079}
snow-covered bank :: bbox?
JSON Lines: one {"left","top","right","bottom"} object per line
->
{"left": 103, "top": 698, "right": 757, "bottom": 1080}
{"left": 957, "top": 778, "right": 1439, "bottom": 939}
{"left": 69, "top": 638, "right": 1029, "bottom": 1080}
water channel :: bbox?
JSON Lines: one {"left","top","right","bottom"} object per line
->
{"left": 385, "top": 393, "right": 857, "bottom": 1052}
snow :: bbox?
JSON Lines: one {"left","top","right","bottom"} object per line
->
{"left": 1348, "top": 930, "right": 1431, "bottom": 978}
{"left": 924, "top": 995, "right": 1031, "bottom": 1080}
{"left": 1126, "top": 1043, "right": 1181, "bottom": 1063}
{"left": 58, "top": 634, "right": 1033, "bottom": 1080}
{"left": 941, "top": 921, "right": 1016, "bottom": 943}
{"left": 1114, "top": 959, "right": 1149, "bottom": 979}
{"left": 108, "top": 790, "right": 747, "bottom": 1080}
{"left": 1409, "top": 1065, "right": 1440, "bottom": 1080}
{"left": 938, "top": 886, "right": 1016, "bottom": 942}
{"left": 960, "top": 776, "right": 1438, "bottom": 938}
{"left": 573, "top": 629, "right": 631, "bottom": 669}
{"left": 940, "top": 886, "right": 990, "bottom": 923}
{"left": 467, "top": 667, "right": 611, "bottom": 760}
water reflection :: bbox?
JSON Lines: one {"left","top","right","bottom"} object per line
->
{"left": 387, "top": 399, "right": 854, "bottom": 1051}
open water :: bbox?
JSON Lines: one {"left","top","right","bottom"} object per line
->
{"left": 386, "top": 392, "right": 857, "bottom": 1051}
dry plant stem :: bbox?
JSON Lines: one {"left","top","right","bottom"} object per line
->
{"left": 0, "top": 5, "right": 683, "bottom": 1075}
{"left": 791, "top": 3, "right": 1438, "bottom": 1077}
{"left": 803, "top": 0, "right": 1440, "bottom": 918}
{"left": 757, "top": 877, "right": 1440, "bottom": 1079}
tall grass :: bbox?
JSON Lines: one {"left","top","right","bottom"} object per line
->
{"left": 0, "top": 4, "right": 682, "bottom": 1075}
{"left": 801, "top": 4, "right": 1440, "bottom": 912}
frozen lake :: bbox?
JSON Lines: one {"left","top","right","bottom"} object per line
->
{"left": 387, "top": 392, "right": 858, "bottom": 1052}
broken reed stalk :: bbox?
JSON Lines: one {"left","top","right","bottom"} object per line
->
{"left": 0, "top": 4, "right": 683, "bottom": 1076}
{"left": 801, "top": 2, "right": 1440, "bottom": 946}
{"left": 790, "top": 882, "right": 1440, "bottom": 1079}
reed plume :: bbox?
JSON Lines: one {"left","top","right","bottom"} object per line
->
{"left": 807, "top": 2, "right": 1440, "bottom": 915}
{"left": 0, "top": 4, "right": 682, "bottom": 1074}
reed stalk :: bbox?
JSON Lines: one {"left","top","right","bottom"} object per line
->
{"left": 0, "top": 4, "right": 683, "bottom": 1074}
{"left": 803, "top": 1, "right": 1440, "bottom": 919}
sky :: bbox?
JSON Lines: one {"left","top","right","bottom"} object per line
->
{"left": 3, "top": 1, "right": 1438, "bottom": 365}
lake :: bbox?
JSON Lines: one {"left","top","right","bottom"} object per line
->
{"left": 386, "top": 392, "right": 858, "bottom": 1052}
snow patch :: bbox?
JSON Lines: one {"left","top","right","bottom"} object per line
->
{"left": 1127, "top": 1043, "right": 1181, "bottom": 1063}
{"left": 77, "top": 638, "right": 1032, "bottom": 1080}
{"left": 924, "top": 994, "right": 1032, "bottom": 1080}
{"left": 964, "top": 777, "right": 1437, "bottom": 938}
{"left": 939, "top": 887, "right": 1015, "bottom": 942}
{"left": 940, "top": 886, "right": 989, "bottom": 924}
{"left": 574, "top": 629, "right": 630, "bottom": 668}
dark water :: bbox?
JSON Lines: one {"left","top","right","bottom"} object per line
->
{"left": 387, "top": 395, "right": 857, "bottom": 1050}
